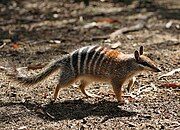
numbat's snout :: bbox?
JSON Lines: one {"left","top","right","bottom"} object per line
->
{"left": 15, "top": 45, "right": 161, "bottom": 104}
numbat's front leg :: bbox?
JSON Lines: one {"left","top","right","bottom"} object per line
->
{"left": 111, "top": 80, "right": 125, "bottom": 105}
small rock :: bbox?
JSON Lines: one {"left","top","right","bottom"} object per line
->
{"left": 53, "top": 14, "right": 58, "bottom": 18}
{"left": 143, "top": 114, "right": 152, "bottom": 119}
{"left": 133, "top": 43, "right": 137, "bottom": 47}
{"left": 175, "top": 24, "right": 180, "bottom": 29}
{"left": 10, "top": 92, "right": 17, "bottom": 97}
{"left": 126, "top": 35, "right": 133, "bottom": 40}
{"left": 82, "top": 118, "right": 87, "bottom": 124}
{"left": 79, "top": 16, "right": 84, "bottom": 22}
{"left": 49, "top": 40, "right": 61, "bottom": 44}
{"left": 18, "top": 126, "right": 27, "bottom": 130}
{"left": 21, "top": 98, "right": 26, "bottom": 103}
{"left": 165, "top": 21, "right": 173, "bottom": 29}
{"left": 110, "top": 41, "right": 122, "bottom": 49}
{"left": 104, "top": 39, "right": 111, "bottom": 43}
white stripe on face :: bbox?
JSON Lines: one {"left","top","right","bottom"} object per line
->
{"left": 83, "top": 46, "right": 97, "bottom": 74}
{"left": 88, "top": 46, "right": 102, "bottom": 73}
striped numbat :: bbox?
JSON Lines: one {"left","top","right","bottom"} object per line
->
{"left": 17, "top": 45, "right": 161, "bottom": 104}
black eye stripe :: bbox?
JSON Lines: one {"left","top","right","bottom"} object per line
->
{"left": 140, "top": 62, "right": 152, "bottom": 68}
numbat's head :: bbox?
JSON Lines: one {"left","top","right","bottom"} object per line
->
{"left": 134, "top": 46, "right": 161, "bottom": 72}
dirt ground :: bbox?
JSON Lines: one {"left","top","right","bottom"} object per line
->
{"left": 0, "top": 0, "right": 179, "bottom": 130}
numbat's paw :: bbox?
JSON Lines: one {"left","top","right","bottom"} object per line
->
{"left": 118, "top": 99, "right": 126, "bottom": 105}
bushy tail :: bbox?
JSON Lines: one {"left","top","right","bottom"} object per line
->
{"left": 16, "top": 59, "right": 63, "bottom": 85}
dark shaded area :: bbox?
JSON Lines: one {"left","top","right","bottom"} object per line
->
{"left": 0, "top": 0, "right": 179, "bottom": 44}
{"left": 43, "top": 100, "right": 137, "bottom": 120}
{"left": 0, "top": 99, "right": 137, "bottom": 122}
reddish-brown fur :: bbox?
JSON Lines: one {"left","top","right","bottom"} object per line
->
{"left": 105, "top": 50, "right": 122, "bottom": 59}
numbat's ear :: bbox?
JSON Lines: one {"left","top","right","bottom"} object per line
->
{"left": 134, "top": 50, "right": 140, "bottom": 61}
{"left": 139, "top": 46, "right": 143, "bottom": 55}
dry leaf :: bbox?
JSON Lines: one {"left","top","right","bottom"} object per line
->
{"left": 27, "top": 64, "right": 45, "bottom": 70}
{"left": 12, "top": 43, "right": 19, "bottom": 49}
{"left": 160, "top": 83, "right": 180, "bottom": 89}
{"left": 96, "top": 18, "right": 119, "bottom": 23}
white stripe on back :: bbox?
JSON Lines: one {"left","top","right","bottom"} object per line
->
{"left": 77, "top": 46, "right": 88, "bottom": 74}
{"left": 97, "top": 51, "right": 107, "bottom": 75}
{"left": 83, "top": 46, "right": 97, "bottom": 74}
{"left": 88, "top": 46, "right": 102, "bottom": 73}
{"left": 93, "top": 47, "right": 106, "bottom": 75}
{"left": 70, "top": 50, "right": 78, "bottom": 75}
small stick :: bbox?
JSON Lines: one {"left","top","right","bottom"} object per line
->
{"left": 0, "top": 42, "right": 6, "bottom": 49}
{"left": 110, "top": 20, "right": 146, "bottom": 40}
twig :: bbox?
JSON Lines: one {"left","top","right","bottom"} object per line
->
{"left": 91, "top": 22, "right": 147, "bottom": 40}
{"left": 109, "top": 20, "right": 146, "bottom": 40}
{"left": 44, "top": 111, "right": 55, "bottom": 119}
{"left": 2, "top": 19, "right": 77, "bottom": 31}
{"left": 0, "top": 66, "right": 8, "bottom": 71}
{"left": 0, "top": 42, "right": 6, "bottom": 49}
{"left": 93, "top": 13, "right": 154, "bottom": 40}
{"left": 159, "top": 68, "right": 180, "bottom": 79}
{"left": 91, "top": 35, "right": 109, "bottom": 41}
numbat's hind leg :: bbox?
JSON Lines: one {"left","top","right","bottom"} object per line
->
{"left": 79, "top": 80, "right": 100, "bottom": 98}
{"left": 53, "top": 84, "right": 63, "bottom": 101}
{"left": 52, "top": 70, "right": 75, "bottom": 102}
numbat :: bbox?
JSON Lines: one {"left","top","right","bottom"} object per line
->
{"left": 16, "top": 45, "right": 161, "bottom": 104}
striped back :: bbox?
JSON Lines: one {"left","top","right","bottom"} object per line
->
{"left": 69, "top": 46, "right": 122, "bottom": 76}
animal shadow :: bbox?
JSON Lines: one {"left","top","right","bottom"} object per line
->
{"left": 36, "top": 99, "right": 137, "bottom": 121}
{"left": 0, "top": 99, "right": 137, "bottom": 122}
